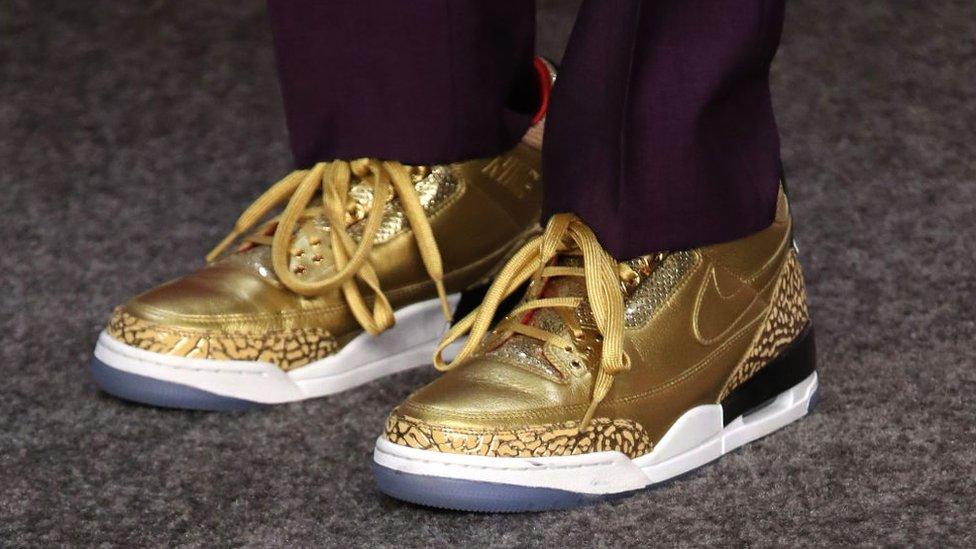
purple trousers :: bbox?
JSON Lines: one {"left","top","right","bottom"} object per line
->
{"left": 267, "top": 0, "right": 785, "bottom": 258}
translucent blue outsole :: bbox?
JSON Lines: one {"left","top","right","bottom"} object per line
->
{"left": 373, "top": 373, "right": 822, "bottom": 513}
{"left": 90, "top": 357, "right": 265, "bottom": 411}
{"left": 373, "top": 462, "right": 625, "bottom": 512}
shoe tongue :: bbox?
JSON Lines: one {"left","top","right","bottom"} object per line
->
{"left": 484, "top": 255, "right": 593, "bottom": 379}
{"left": 484, "top": 253, "right": 678, "bottom": 380}
{"left": 532, "top": 258, "right": 593, "bottom": 329}
{"left": 514, "top": 253, "right": 591, "bottom": 330}
{"left": 220, "top": 165, "right": 460, "bottom": 284}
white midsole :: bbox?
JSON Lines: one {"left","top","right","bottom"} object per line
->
{"left": 93, "top": 294, "right": 462, "bottom": 404}
{"left": 373, "top": 371, "right": 819, "bottom": 495}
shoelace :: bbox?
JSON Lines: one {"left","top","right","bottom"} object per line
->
{"left": 434, "top": 213, "right": 631, "bottom": 427}
{"left": 207, "top": 159, "right": 451, "bottom": 335}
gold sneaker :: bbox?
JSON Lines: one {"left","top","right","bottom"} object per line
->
{"left": 90, "top": 60, "right": 556, "bottom": 410}
{"left": 373, "top": 188, "right": 817, "bottom": 511}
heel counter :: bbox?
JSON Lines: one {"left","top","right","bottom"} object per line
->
{"left": 719, "top": 249, "right": 811, "bottom": 401}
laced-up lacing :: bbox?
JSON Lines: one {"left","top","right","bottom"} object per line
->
{"left": 433, "top": 213, "right": 632, "bottom": 427}
{"left": 207, "top": 159, "right": 451, "bottom": 335}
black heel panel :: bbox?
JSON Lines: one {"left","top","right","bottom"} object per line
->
{"left": 720, "top": 325, "right": 817, "bottom": 426}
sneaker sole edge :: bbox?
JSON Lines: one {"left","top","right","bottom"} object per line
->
{"left": 90, "top": 356, "right": 267, "bottom": 411}
{"left": 372, "top": 328, "right": 819, "bottom": 512}
{"left": 90, "top": 295, "right": 461, "bottom": 410}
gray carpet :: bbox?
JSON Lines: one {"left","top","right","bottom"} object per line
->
{"left": 2, "top": 0, "right": 974, "bottom": 546}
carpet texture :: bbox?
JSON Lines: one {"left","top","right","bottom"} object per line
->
{"left": 2, "top": 0, "right": 974, "bottom": 546}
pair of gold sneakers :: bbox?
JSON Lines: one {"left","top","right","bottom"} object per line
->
{"left": 91, "top": 60, "right": 817, "bottom": 512}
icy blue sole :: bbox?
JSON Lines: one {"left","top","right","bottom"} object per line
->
{"left": 90, "top": 357, "right": 265, "bottom": 411}
{"left": 373, "top": 462, "right": 628, "bottom": 512}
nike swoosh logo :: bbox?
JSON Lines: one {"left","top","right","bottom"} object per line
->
{"left": 692, "top": 264, "right": 759, "bottom": 345}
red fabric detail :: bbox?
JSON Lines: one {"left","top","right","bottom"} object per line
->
{"left": 531, "top": 57, "right": 552, "bottom": 124}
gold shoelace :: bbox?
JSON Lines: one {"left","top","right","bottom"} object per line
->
{"left": 433, "top": 213, "right": 631, "bottom": 427}
{"left": 206, "top": 159, "right": 451, "bottom": 335}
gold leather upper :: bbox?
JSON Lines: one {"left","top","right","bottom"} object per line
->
{"left": 384, "top": 189, "right": 810, "bottom": 458}
{"left": 106, "top": 143, "right": 543, "bottom": 371}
